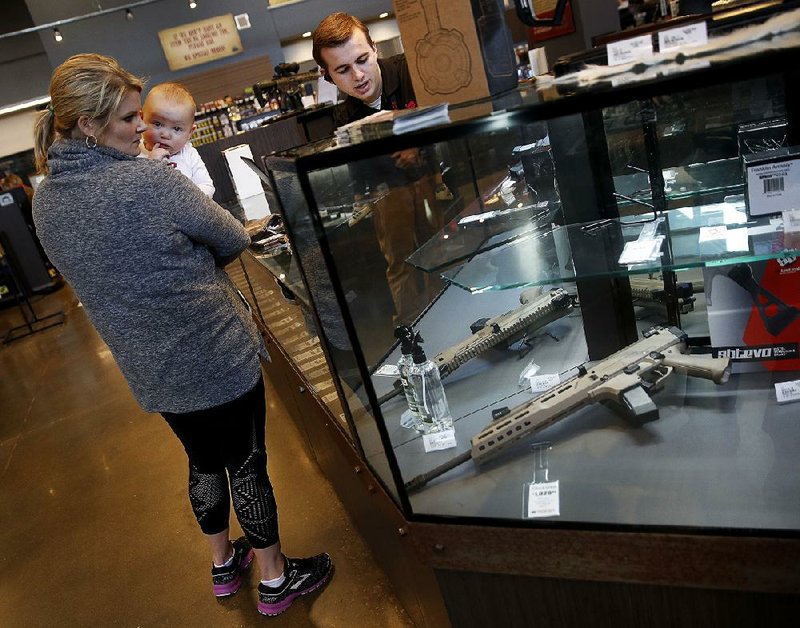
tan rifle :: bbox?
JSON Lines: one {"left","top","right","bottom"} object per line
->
{"left": 628, "top": 274, "right": 696, "bottom": 314}
{"left": 405, "top": 326, "right": 730, "bottom": 492}
{"left": 378, "top": 288, "right": 574, "bottom": 405}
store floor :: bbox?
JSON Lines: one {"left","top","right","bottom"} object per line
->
{"left": 0, "top": 286, "right": 414, "bottom": 627}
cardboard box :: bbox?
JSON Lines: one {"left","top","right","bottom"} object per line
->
{"left": 392, "top": 0, "right": 518, "bottom": 107}
{"left": 704, "top": 258, "right": 800, "bottom": 373}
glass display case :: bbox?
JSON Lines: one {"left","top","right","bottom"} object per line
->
{"left": 261, "top": 41, "right": 800, "bottom": 539}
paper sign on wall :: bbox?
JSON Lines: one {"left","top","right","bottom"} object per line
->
{"left": 159, "top": 14, "right": 243, "bottom": 71}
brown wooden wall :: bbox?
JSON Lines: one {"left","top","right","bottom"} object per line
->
{"left": 168, "top": 54, "right": 273, "bottom": 104}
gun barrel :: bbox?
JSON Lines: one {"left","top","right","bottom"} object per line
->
{"left": 405, "top": 450, "right": 473, "bottom": 492}
{"left": 377, "top": 385, "right": 403, "bottom": 405}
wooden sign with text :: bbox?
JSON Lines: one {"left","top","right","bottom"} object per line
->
{"left": 158, "top": 14, "right": 243, "bottom": 71}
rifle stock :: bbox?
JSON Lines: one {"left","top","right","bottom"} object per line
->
{"left": 629, "top": 275, "right": 696, "bottom": 314}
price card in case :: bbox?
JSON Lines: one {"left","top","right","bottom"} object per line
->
{"left": 375, "top": 364, "right": 400, "bottom": 377}
{"left": 529, "top": 373, "right": 560, "bottom": 394}
{"left": 775, "top": 380, "right": 800, "bottom": 405}
{"left": 423, "top": 429, "right": 457, "bottom": 452}
{"left": 658, "top": 22, "right": 708, "bottom": 52}
{"left": 607, "top": 35, "right": 654, "bottom": 66}
{"left": 744, "top": 152, "right": 800, "bottom": 217}
{"left": 618, "top": 237, "right": 663, "bottom": 265}
{"left": 698, "top": 225, "right": 727, "bottom": 242}
{"left": 524, "top": 480, "right": 560, "bottom": 518}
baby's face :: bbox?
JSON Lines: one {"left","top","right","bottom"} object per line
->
{"left": 142, "top": 95, "right": 195, "bottom": 156}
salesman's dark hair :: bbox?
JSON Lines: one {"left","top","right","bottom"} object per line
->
{"left": 312, "top": 13, "right": 375, "bottom": 82}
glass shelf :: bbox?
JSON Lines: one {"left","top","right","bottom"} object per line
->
{"left": 409, "top": 159, "right": 744, "bottom": 275}
{"left": 407, "top": 193, "right": 560, "bottom": 273}
{"left": 614, "top": 158, "right": 745, "bottom": 207}
{"left": 250, "top": 248, "right": 309, "bottom": 307}
{"left": 441, "top": 200, "right": 798, "bottom": 293}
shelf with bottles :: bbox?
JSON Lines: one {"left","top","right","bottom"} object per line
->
{"left": 191, "top": 108, "right": 235, "bottom": 145}
{"left": 189, "top": 93, "right": 263, "bottom": 145}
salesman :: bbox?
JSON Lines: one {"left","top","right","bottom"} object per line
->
{"left": 311, "top": 12, "right": 446, "bottom": 326}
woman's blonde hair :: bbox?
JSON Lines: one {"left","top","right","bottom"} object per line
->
{"left": 33, "top": 53, "right": 143, "bottom": 174}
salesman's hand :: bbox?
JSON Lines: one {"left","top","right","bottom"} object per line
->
{"left": 391, "top": 148, "right": 421, "bottom": 169}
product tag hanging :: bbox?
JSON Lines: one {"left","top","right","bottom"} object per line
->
{"left": 522, "top": 442, "right": 560, "bottom": 518}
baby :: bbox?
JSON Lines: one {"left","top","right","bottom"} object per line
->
{"left": 140, "top": 82, "right": 215, "bottom": 197}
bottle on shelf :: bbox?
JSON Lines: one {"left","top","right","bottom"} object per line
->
{"left": 408, "top": 332, "right": 454, "bottom": 434}
{"left": 395, "top": 326, "right": 423, "bottom": 430}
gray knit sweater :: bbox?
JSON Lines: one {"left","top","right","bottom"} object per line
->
{"left": 33, "top": 139, "right": 265, "bottom": 413}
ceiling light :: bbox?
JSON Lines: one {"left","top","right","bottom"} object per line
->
{"left": 53, "top": 28, "right": 63, "bottom": 42}
{"left": 302, "top": 31, "right": 311, "bottom": 38}
{"left": 125, "top": 9, "right": 134, "bottom": 20}
{"left": 379, "top": 12, "right": 389, "bottom": 18}
{"left": 189, "top": 1, "right": 197, "bottom": 8}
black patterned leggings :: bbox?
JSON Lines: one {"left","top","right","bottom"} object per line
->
{"left": 161, "top": 375, "right": 279, "bottom": 549}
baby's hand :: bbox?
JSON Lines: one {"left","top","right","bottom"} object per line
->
{"left": 142, "top": 142, "right": 170, "bottom": 161}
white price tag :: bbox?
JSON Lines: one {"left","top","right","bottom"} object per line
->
{"left": 637, "top": 217, "right": 664, "bottom": 241}
{"left": 529, "top": 373, "right": 560, "bottom": 393}
{"left": 726, "top": 227, "right": 749, "bottom": 252}
{"left": 784, "top": 209, "right": 800, "bottom": 234}
{"left": 722, "top": 205, "right": 747, "bottom": 225}
{"left": 658, "top": 22, "right": 708, "bottom": 52}
{"left": 423, "top": 429, "right": 458, "bottom": 452}
{"left": 459, "top": 210, "right": 497, "bottom": 224}
{"left": 775, "top": 380, "right": 800, "bottom": 405}
{"left": 746, "top": 159, "right": 800, "bottom": 216}
{"left": 375, "top": 364, "right": 400, "bottom": 377}
{"left": 526, "top": 480, "right": 560, "bottom": 518}
{"left": 618, "top": 237, "right": 663, "bottom": 265}
{"left": 747, "top": 222, "right": 783, "bottom": 237}
{"left": 607, "top": 35, "right": 654, "bottom": 66}
{"left": 698, "top": 225, "right": 727, "bottom": 242}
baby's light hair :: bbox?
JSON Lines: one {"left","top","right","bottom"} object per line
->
{"left": 144, "top": 82, "right": 197, "bottom": 114}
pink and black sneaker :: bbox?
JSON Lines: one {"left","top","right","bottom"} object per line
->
{"left": 257, "top": 553, "right": 333, "bottom": 616}
{"left": 211, "top": 536, "right": 255, "bottom": 597}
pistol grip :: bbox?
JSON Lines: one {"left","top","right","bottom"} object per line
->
{"left": 662, "top": 353, "right": 731, "bottom": 385}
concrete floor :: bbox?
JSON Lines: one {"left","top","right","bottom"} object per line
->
{"left": 0, "top": 286, "right": 414, "bottom": 627}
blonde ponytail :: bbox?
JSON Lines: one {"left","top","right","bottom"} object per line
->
{"left": 33, "top": 108, "right": 56, "bottom": 175}
{"left": 34, "top": 53, "right": 143, "bottom": 175}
